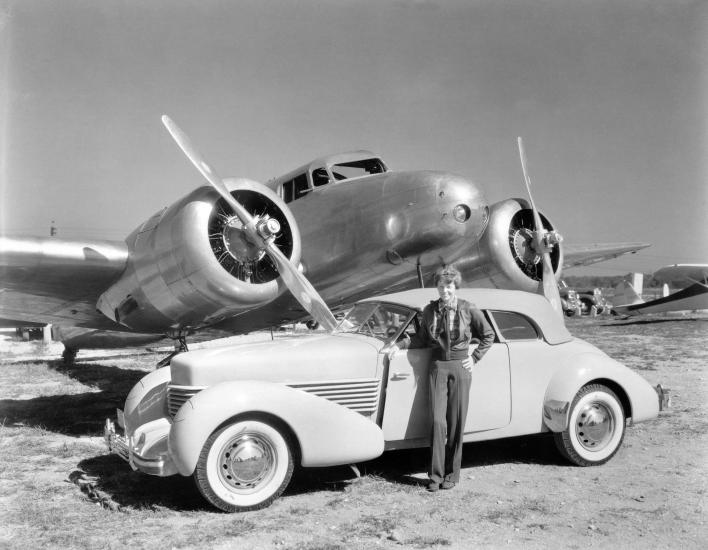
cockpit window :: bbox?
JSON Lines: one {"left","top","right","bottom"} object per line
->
{"left": 312, "top": 168, "right": 329, "bottom": 187}
{"left": 337, "top": 302, "right": 414, "bottom": 342}
{"left": 330, "top": 158, "right": 386, "bottom": 180}
{"left": 282, "top": 174, "right": 310, "bottom": 203}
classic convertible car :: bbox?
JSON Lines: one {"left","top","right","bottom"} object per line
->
{"left": 105, "top": 289, "right": 667, "bottom": 512}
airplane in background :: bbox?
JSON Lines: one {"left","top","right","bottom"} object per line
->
{"left": 612, "top": 264, "right": 708, "bottom": 316}
{"left": 0, "top": 117, "right": 650, "bottom": 362}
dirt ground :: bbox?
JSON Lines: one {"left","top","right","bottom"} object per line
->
{"left": 0, "top": 315, "right": 706, "bottom": 549}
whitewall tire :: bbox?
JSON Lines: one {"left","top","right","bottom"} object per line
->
{"left": 554, "top": 384, "right": 626, "bottom": 466}
{"left": 194, "top": 418, "right": 294, "bottom": 512}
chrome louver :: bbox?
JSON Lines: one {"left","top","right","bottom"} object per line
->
{"left": 166, "top": 379, "right": 381, "bottom": 418}
{"left": 286, "top": 379, "right": 381, "bottom": 415}
{"left": 167, "top": 385, "right": 205, "bottom": 417}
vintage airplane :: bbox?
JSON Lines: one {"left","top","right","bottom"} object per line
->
{"left": 612, "top": 264, "right": 708, "bottom": 316}
{"left": 0, "top": 117, "right": 649, "bottom": 362}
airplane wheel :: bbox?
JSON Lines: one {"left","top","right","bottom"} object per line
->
{"left": 194, "top": 418, "right": 294, "bottom": 512}
{"left": 554, "top": 384, "right": 625, "bottom": 466}
{"left": 62, "top": 347, "right": 78, "bottom": 365}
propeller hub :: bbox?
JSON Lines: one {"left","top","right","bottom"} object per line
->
{"left": 512, "top": 227, "right": 541, "bottom": 266}
{"left": 223, "top": 217, "right": 266, "bottom": 263}
{"left": 257, "top": 216, "right": 281, "bottom": 242}
{"left": 543, "top": 230, "right": 563, "bottom": 248}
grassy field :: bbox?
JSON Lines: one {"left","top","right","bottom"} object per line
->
{"left": 0, "top": 315, "right": 706, "bottom": 549}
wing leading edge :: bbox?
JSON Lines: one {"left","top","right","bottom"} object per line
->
{"left": 0, "top": 235, "right": 129, "bottom": 329}
{"left": 562, "top": 242, "right": 651, "bottom": 269}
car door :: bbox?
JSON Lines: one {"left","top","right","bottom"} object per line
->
{"left": 381, "top": 312, "right": 511, "bottom": 448}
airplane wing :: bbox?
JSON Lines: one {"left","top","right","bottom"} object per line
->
{"left": 652, "top": 264, "right": 708, "bottom": 285}
{"left": 613, "top": 281, "right": 708, "bottom": 316}
{"left": 562, "top": 242, "right": 651, "bottom": 269}
{"left": 0, "top": 235, "right": 129, "bottom": 329}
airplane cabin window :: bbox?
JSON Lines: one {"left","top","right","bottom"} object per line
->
{"left": 282, "top": 180, "right": 294, "bottom": 203}
{"left": 489, "top": 311, "right": 539, "bottom": 341}
{"left": 312, "top": 168, "right": 329, "bottom": 187}
{"left": 330, "top": 158, "right": 386, "bottom": 180}
{"left": 281, "top": 174, "right": 311, "bottom": 203}
{"left": 293, "top": 174, "right": 310, "bottom": 199}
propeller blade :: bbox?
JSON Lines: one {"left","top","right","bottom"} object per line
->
{"left": 161, "top": 115, "right": 256, "bottom": 231}
{"left": 162, "top": 114, "right": 338, "bottom": 331}
{"left": 517, "top": 137, "right": 545, "bottom": 237}
{"left": 517, "top": 137, "right": 563, "bottom": 315}
{"left": 265, "top": 242, "right": 338, "bottom": 332}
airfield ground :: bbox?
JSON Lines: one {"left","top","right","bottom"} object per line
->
{"left": 0, "top": 315, "right": 706, "bottom": 549}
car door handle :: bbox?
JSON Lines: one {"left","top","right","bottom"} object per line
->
{"left": 391, "top": 372, "right": 410, "bottom": 380}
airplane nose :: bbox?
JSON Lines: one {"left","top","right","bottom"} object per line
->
{"left": 436, "top": 173, "right": 490, "bottom": 242}
{"left": 381, "top": 170, "right": 489, "bottom": 258}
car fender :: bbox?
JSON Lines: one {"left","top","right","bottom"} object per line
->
{"left": 168, "top": 380, "right": 385, "bottom": 475}
{"left": 122, "top": 367, "right": 173, "bottom": 435}
{"left": 542, "top": 352, "right": 659, "bottom": 432}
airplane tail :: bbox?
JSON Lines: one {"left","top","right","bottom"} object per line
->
{"left": 612, "top": 280, "right": 644, "bottom": 307}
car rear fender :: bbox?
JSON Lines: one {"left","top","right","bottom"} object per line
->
{"left": 168, "top": 380, "right": 385, "bottom": 475}
{"left": 542, "top": 352, "right": 659, "bottom": 432}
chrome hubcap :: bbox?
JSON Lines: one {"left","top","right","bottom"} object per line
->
{"left": 575, "top": 401, "right": 615, "bottom": 451}
{"left": 218, "top": 432, "right": 276, "bottom": 492}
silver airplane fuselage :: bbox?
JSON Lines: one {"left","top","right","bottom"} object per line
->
{"left": 211, "top": 169, "right": 488, "bottom": 332}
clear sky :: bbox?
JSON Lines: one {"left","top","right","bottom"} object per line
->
{"left": 1, "top": 0, "right": 706, "bottom": 276}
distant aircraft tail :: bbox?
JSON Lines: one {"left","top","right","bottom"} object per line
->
{"left": 613, "top": 280, "right": 644, "bottom": 307}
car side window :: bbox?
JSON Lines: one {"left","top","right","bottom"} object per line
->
{"left": 489, "top": 310, "right": 539, "bottom": 341}
{"left": 401, "top": 313, "right": 421, "bottom": 340}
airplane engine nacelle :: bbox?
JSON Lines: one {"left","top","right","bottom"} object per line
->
{"left": 97, "top": 178, "right": 301, "bottom": 333}
{"left": 456, "top": 198, "right": 563, "bottom": 292}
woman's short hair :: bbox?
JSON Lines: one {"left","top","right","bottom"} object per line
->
{"left": 434, "top": 265, "right": 462, "bottom": 288}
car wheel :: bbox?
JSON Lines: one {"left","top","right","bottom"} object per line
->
{"left": 554, "top": 384, "right": 625, "bottom": 466}
{"left": 194, "top": 418, "right": 294, "bottom": 512}
{"left": 579, "top": 297, "right": 593, "bottom": 315}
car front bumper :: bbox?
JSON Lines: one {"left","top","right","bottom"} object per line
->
{"left": 104, "top": 410, "right": 178, "bottom": 477}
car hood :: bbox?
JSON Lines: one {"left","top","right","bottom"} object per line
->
{"left": 169, "top": 333, "right": 382, "bottom": 387}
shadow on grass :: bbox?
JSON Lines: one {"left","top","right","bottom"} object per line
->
{"left": 289, "top": 434, "right": 566, "bottom": 495}
{"left": 604, "top": 317, "right": 708, "bottom": 327}
{"left": 362, "top": 433, "right": 564, "bottom": 485}
{"left": 70, "top": 435, "right": 566, "bottom": 512}
{"left": 77, "top": 454, "right": 205, "bottom": 512}
{"left": 0, "top": 361, "right": 148, "bottom": 436}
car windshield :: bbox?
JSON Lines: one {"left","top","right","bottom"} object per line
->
{"left": 336, "top": 302, "right": 414, "bottom": 342}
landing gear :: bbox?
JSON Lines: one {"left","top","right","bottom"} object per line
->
{"left": 156, "top": 334, "right": 189, "bottom": 368}
{"left": 62, "top": 346, "right": 78, "bottom": 365}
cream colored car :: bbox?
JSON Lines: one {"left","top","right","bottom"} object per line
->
{"left": 105, "top": 288, "right": 666, "bottom": 512}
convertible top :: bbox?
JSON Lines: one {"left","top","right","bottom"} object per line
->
{"left": 362, "top": 288, "right": 573, "bottom": 345}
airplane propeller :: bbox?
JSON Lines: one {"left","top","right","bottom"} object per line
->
{"left": 517, "top": 137, "right": 564, "bottom": 316}
{"left": 161, "top": 115, "right": 338, "bottom": 332}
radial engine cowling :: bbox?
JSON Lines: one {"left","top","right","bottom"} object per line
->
{"left": 455, "top": 198, "right": 563, "bottom": 292}
{"left": 97, "top": 178, "right": 300, "bottom": 333}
